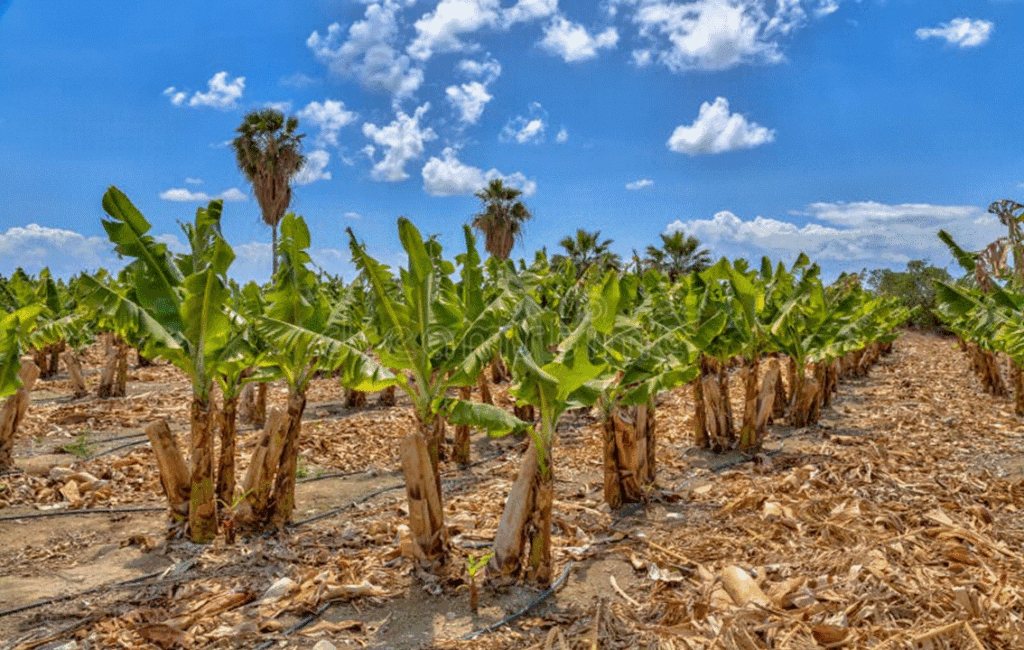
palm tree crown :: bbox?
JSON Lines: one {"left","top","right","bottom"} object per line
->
{"left": 644, "top": 230, "right": 711, "bottom": 281}
{"left": 231, "top": 109, "right": 305, "bottom": 275}
{"left": 554, "top": 229, "right": 621, "bottom": 277}
{"left": 471, "top": 179, "right": 532, "bottom": 260}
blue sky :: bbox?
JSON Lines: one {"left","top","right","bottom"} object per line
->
{"left": 1, "top": 0, "right": 1022, "bottom": 283}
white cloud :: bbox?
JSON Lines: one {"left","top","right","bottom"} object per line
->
{"left": 307, "top": 2, "right": 424, "bottom": 101}
{"left": 297, "top": 100, "right": 359, "bottom": 147}
{"left": 344, "top": 211, "right": 363, "bottom": 220}
{"left": 294, "top": 149, "right": 332, "bottom": 185}
{"left": 916, "top": 18, "right": 994, "bottom": 49}
{"left": 456, "top": 56, "right": 502, "bottom": 82}
{"left": 0, "top": 224, "right": 116, "bottom": 276}
{"left": 264, "top": 101, "right": 293, "bottom": 114}
{"left": 666, "top": 201, "right": 1001, "bottom": 272}
{"left": 219, "top": 188, "right": 248, "bottom": 202}
{"left": 159, "top": 187, "right": 248, "bottom": 202}
{"left": 503, "top": 0, "right": 559, "bottom": 24}
{"left": 421, "top": 147, "right": 536, "bottom": 196}
{"left": 626, "top": 179, "right": 654, "bottom": 190}
{"left": 408, "top": 0, "right": 501, "bottom": 61}
{"left": 556, "top": 127, "right": 569, "bottom": 143}
{"left": 500, "top": 102, "right": 549, "bottom": 144}
{"left": 184, "top": 177, "right": 203, "bottom": 185}
{"left": 362, "top": 104, "right": 437, "bottom": 181}
{"left": 446, "top": 81, "right": 493, "bottom": 124}
{"left": 164, "top": 71, "right": 246, "bottom": 110}
{"left": 408, "top": 0, "right": 557, "bottom": 62}
{"left": 667, "top": 97, "right": 774, "bottom": 155}
{"left": 623, "top": 0, "right": 840, "bottom": 72}
{"left": 280, "top": 72, "right": 320, "bottom": 88}
{"left": 163, "top": 87, "right": 187, "bottom": 106}
{"left": 540, "top": 16, "right": 619, "bottom": 62}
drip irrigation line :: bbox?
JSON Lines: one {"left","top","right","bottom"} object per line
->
{"left": 296, "top": 468, "right": 382, "bottom": 484}
{"left": 86, "top": 438, "right": 150, "bottom": 459}
{"left": 461, "top": 561, "right": 575, "bottom": 641}
{"left": 289, "top": 451, "right": 508, "bottom": 529}
{"left": 252, "top": 602, "right": 332, "bottom": 650}
{"left": 0, "top": 560, "right": 194, "bottom": 619}
{"left": 0, "top": 506, "right": 165, "bottom": 522}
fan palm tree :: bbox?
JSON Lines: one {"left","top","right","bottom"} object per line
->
{"left": 471, "top": 179, "right": 532, "bottom": 260}
{"left": 554, "top": 229, "right": 621, "bottom": 278}
{"left": 645, "top": 230, "right": 711, "bottom": 281}
{"left": 231, "top": 109, "right": 305, "bottom": 275}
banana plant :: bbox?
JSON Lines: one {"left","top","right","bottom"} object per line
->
{"left": 489, "top": 295, "right": 612, "bottom": 586}
{"left": 79, "top": 187, "right": 236, "bottom": 543}
{"left": 250, "top": 213, "right": 393, "bottom": 530}
{"left": 348, "top": 217, "right": 524, "bottom": 566}
{"left": 589, "top": 271, "right": 711, "bottom": 507}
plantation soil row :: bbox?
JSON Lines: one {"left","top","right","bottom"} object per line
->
{"left": 1, "top": 330, "right": 1022, "bottom": 649}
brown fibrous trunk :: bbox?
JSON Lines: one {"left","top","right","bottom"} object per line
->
{"left": 0, "top": 360, "right": 40, "bottom": 471}
{"left": 188, "top": 397, "right": 218, "bottom": 543}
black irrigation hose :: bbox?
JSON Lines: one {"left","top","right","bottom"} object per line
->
{"left": 461, "top": 561, "right": 575, "bottom": 641}
{"left": 0, "top": 558, "right": 203, "bottom": 620}
{"left": 86, "top": 438, "right": 151, "bottom": 459}
{"left": 0, "top": 506, "right": 165, "bottom": 523}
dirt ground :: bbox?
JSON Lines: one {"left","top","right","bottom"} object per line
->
{"left": 1, "top": 331, "right": 1023, "bottom": 649}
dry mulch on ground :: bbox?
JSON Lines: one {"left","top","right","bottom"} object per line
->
{"left": 1, "top": 331, "right": 1023, "bottom": 649}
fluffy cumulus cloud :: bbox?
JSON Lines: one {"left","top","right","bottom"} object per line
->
{"left": 915, "top": 18, "right": 994, "bottom": 49}
{"left": 294, "top": 149, "right": 333, "bottom": 185}
{"left": 626, "top": 179, "right": 654, "bottom": 190}
{"left": 447, "top": 55, "right": 501, "bottom": 124}
{"left": 556, "top": 127, "right": 569, "bottom": 143}
{"left": 0, "top": 224, "right": 116, "bottom": 276}
{"left": 421, "top": 147, "right": 536, "bottom": 196}
{"left": 540, "top": 16, "right": 619, "bottom": 62}
{"left": 665, "top": 201, "right": 1002, "bottom": 273}
{"left": 307, "top": 2, "right": 424, "bottom": 101}
{"left": 621, "top": 0, "right": 841, "bottom": 72}
{"left": 446, "top": 81, "right": 493, "bottom": 124}
{"left": 297, "top": 100, "right": 359, "bottom": 147}
{"left": 362, "top": 104, "right": 437, "bottom": 181}
{"left": 667, "top": 97, "right": 774, "bottom": 155}
{"left": 163, "top": 71, "right": 245, "bottom": 110}
{"left": 409, "top": 0, "right": 558, "bottom": 61}
{"left": 499, "top": 102, "right": 549, "bottom": 144}
{"left": 159, "top": 187, "right": 248, "bottom": 202}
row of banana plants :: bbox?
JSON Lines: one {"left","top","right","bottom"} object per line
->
{"left": 934, "top": 214, "right": 1024, "bottom": 414}
{"left": 0, "top": 186, "right": 907, "bottom": 588}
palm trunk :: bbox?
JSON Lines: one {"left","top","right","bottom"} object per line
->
{"left": 344, "top": 388, "right": 367, "bottom": 408}
{"left": 97, "top": 336, "right": 128, "bottom": 398}
{"left": 453, "top": 386, "right": 472, "bottom": 465}
{"left": 234, "top": 408, "right": 288, "bottom": 526}
{"left": 737, "top": 357, "right": 760, "bottom": 449}
{"left": 602, "top": 405, "right": 645, "bottom": 509}
{"left": 378, "top": 385, "right": 397, "bottom": 406}
{"left": 0, "top": 360, "right": 39, "bottom": 471}
{"left": 239, "top": 381, "right": 267, "bottom": 427}
{"left": 269, "top": 391, "right": 307, "bottom": 530}
{"left": 188, "top": 396, "right": 218, "bottom": 543}
{"left": 62, "top": 350, "right": 88, "bottom": 398}
{"left": 477, "top": 372, "right": 493, "bottom": 406}
{"left": 490, "top": 435, "right": 555, "bottom": 587}
{"left": 216, "top": 394, "right": 239, "bottom": 509}
{"left": 692, "top": 374, "right": 708, "bottom": 449}
{"left": 146, "top": 419, "right": 190, "bottom": 521}
{"left": 400, "top": 432, "right": 446, "bottom": 564}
